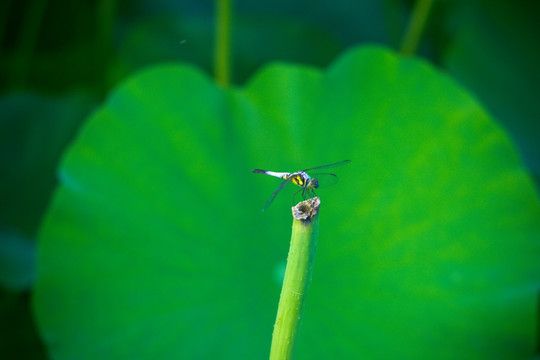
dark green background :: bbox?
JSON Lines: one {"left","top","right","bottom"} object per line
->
{"left": 1, "top": 0, "right": 539, "bottom": 359}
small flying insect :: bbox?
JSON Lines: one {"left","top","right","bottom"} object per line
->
{"left": 251, "top": 160, "right": 350, "bottom": 211}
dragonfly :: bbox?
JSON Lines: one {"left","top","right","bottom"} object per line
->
{"left": 251, "top": 160, "right": 350, "bottom": 211}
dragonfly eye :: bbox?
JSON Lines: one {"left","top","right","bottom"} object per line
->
{"left": 310, "top": 178, "right": 319, "bottom": 189}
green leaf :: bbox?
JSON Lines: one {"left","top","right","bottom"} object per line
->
{"left": 34, "top": 46, "right": 540, "bottom": 359}
{"left": 0, "top": 91, "right": 94, "bottom": 360}
{"left": 0, "top": 232, "right": 35, "bottom": 290}
{"left": 0, "top": 92, "right": 95, "bottom": 237}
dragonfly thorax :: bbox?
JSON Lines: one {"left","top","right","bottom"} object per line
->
{"left": 286, "top": 171, "right": 318, "bottom": 190}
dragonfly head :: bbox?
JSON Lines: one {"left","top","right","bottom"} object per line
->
{"left": 308, "top": 178, "right": 319, "bottom": 190}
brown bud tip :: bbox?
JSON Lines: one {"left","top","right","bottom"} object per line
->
{"left": 292, "top": 197, "right": 320, "bottom": 221}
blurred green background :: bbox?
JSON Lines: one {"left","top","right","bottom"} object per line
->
{"left": 1, "top": 0, "right": 539, "bottom": 359}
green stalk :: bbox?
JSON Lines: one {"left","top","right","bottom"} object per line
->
{"left": 214, "top": 0, "right": 233, "bottom": 87}
{"left": 400, "top": 0, "right": 435, "bottom": 56}
{"left": 269, "top": 197, "right": 320, "bottom": 360}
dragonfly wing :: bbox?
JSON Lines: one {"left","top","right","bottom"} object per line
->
{"left": 262, "top": 178, "right": 291, "bottom": 211}
{"left": 311, "top": 173, "right": 339, "bottom": 187}
{"left": 302, "top": 159, "right": 350, "bottom": 172}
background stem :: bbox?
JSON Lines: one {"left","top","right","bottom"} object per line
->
{"left": 269, "top": 198, "right": 320, "bottom": 360}
{"left": 214, "top": 0, "right": 233, "bottom": 87}
{"left": 400, "top": 0, "right": 434, "bottom": 56}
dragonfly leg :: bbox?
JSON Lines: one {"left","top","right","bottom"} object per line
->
{"left": 292, "top": 187, "right": 302, "bottom": 204}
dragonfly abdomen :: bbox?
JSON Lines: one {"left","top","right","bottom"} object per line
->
{"left": 252, "top": 169, "right": 290, "bottom": 179}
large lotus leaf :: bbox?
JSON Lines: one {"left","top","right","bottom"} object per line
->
{"left": 34, "top": 46, "right": 540, "bottom": 359}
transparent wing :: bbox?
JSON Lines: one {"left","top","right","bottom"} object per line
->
{"left": 262, "top": 178, "right": 291, "bottom": 211}
{"left": 311, "top": 173, "right": 339, "bottom": 188}
{"left": 302, "top": 159, "right": 350, "bottom": 172}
